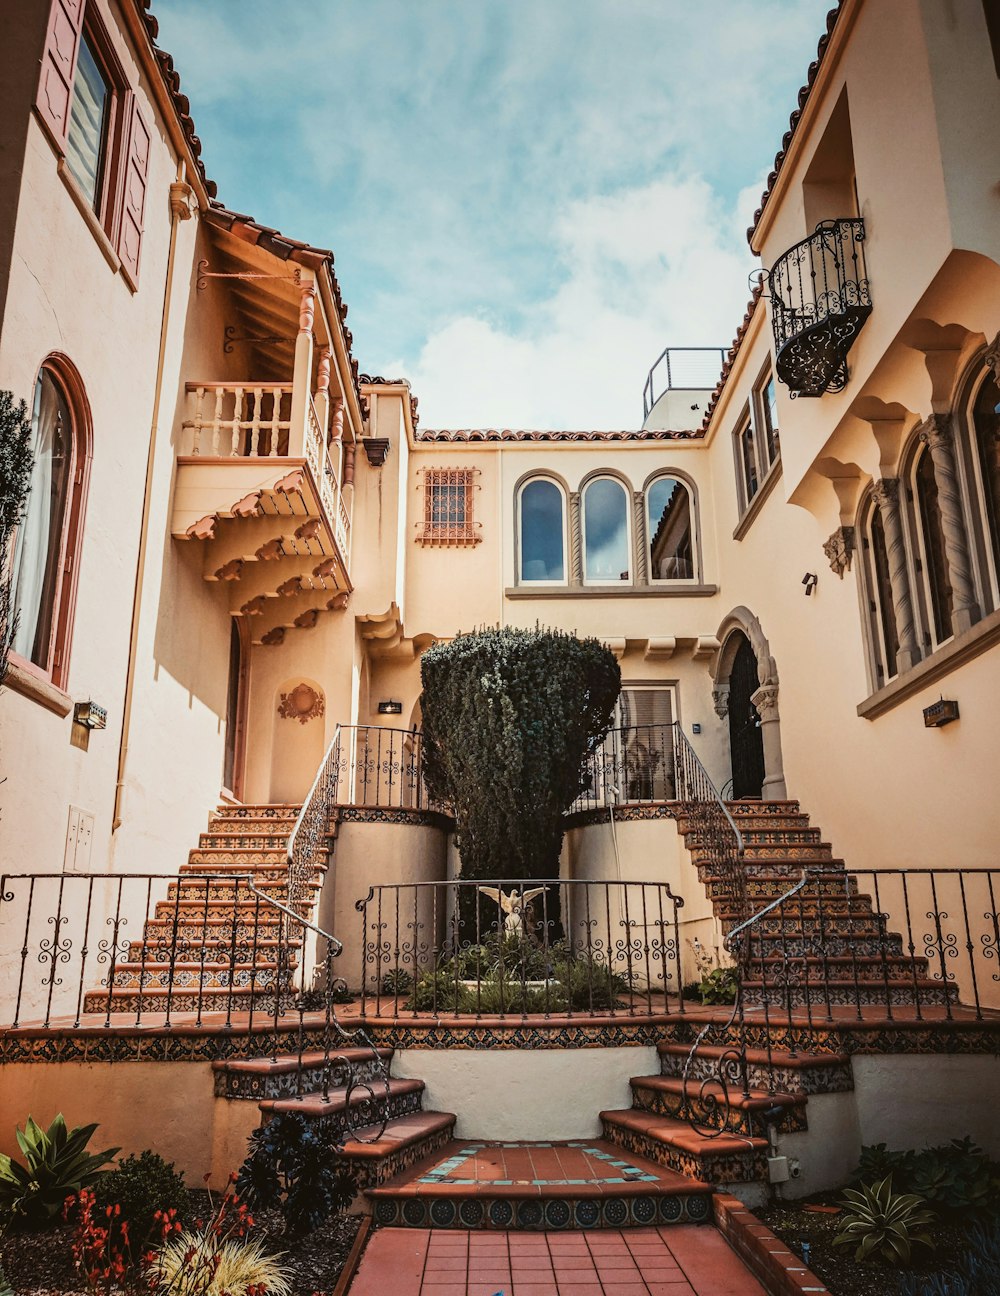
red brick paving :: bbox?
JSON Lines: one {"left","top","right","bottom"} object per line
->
{"left": 349, "top": 1226, "right": 768, "bottom": 1295}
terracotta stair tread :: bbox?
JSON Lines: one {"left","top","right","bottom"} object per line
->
{"left": 339, "top": 1110, "right": 456, "bottom": 1158}
{"left": 214, "top": 1046, "right": 393, "bottom": 1075}
{"left": 658, "top": 1041, "right": 849, "bottom": 1068}
{"left": 600, "top": 1108, "right": 767, "bottom": 1156}
{"left": 630, "top": 1075, "right": 805, "bottom": 1111}
{"left": 261, "top": 1076, "right": 424, "bottom": 1118}
{"left": 367, "top": 1137, "right": 709, "bottom": 1199}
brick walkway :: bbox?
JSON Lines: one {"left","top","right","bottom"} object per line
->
{"left": 349, "top": 1225, "right": 769, "bottom": 1295}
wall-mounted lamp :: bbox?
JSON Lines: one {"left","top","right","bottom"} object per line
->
{"left": 73, "top": 701, "right": 107, "bottom": 730}
{"left": 377, "top": 700, "right": 403, "bottom": 716}
{"left": 923, "top": 698, "right": 959, "bottom": 728}
{"left": 802, "top": 573, "right": 818, "bottom": 596}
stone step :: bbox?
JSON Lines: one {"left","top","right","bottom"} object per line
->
{"left": 153, "top": 900, "right": 312, "bottom": 924}
{"left": 199, "top": 832, "right": 290, "bottom": 849}
{"left": 629, "top": 1074, "right": 807, "bottom": 1137}
{"left": 82, "top": 986, "right": 295, "bottom": 1014}
{"left": 261, "top": 1076, "right": 426, "bottom": 1130}
{"left": 749, "top": 952, "right": 929, "bottom": 975}
{"left": 742, "top": 977, "right": 957, "bottom": 1007}
{"left": 366, "top": 1137, "right": 714, "bottom": 1231}
{"left": 599, "top": 1108, "right": 768, "bottom": 1186}
{"left": 108, "top": 961, "right": 291, "bottom": 991}
{"left": 746, "top": 932, "right": 904, "bottom": 959}
{"left": 706, "top": 875, "right": 859, "bottom": 901}
{"left": 126, "top": 937, "right": 299, "bottom": 963}
{"left": 339, "top": 1111, "right": 458, "bottom": 1191}
{"left": 136, "top": 920, "right": 295, "bottom": 946}
{"left": 210, "top": 805, "right": 300, "bottom": 821}
{"left": 214, "top": 1046, "right": 395, "bottom": 1100}
{"left": 187, "top": 849, "right": 290, "bottom": 866}
{"left": 164, "top": 880, "right": 316, "bottom": 903}
{"left": 657, "top": 1041, "right": 853, "bottom": 1096}
{"left": 685, "top": 826, "right": 823, "bottom": 847}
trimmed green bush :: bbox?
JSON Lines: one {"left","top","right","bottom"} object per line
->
{"left": 420, "top": 626, "right": 621, "bottom": 879}
{"left": 93, "top": 1150, "right": 188, "bottom": 1253}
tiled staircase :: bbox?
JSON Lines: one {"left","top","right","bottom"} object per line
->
{"left": 682, "top": 799, "right": 954, "bottom": 1007}
{"left": 83, "top": 804, "right": 321, "bottom": 1016}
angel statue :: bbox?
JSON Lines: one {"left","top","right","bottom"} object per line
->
{"left": 478, "top": 886, "right": 547, "bottom": 938}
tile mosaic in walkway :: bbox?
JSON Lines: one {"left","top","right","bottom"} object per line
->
{"left": 349, "top": 1225, "right": 769, "bottom": 1295}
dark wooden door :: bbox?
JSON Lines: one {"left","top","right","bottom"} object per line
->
{"left": 728, "top": 634, "right": 765, "bottom": 799}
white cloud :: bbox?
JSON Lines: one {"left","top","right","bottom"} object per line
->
{"left": 388, "top": 173, "right": 757, "bottom": 429}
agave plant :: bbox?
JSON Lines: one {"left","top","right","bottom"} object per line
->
{"left": 834, "top": 1174, "right": 936, "bottom": 1264}
{"left": 152, "top": 1231, "right": 291, "bottom": 1296}
{"left": 0, "top": 1115, "right": 119, "bottom": 1230}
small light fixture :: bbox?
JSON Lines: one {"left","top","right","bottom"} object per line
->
{"left": 73, "top": 701, "right": 107, "bottom": 731}
{"left": 923, "top": 697, "right": 959, "bottom": 728}
{"left": 377, "top": 700, "right": 403, "bottom": 716}
{"left": 691, "top": 723, "right": 702, "bottom": 735}
{"left": 802, "top": 572, "right": 818, "bottom": 596}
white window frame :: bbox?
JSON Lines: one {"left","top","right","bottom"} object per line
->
{"left": 645, "top": 473, "right": 696, "bottom": 584}
{"left": 516, "top": 476, "right": 568, "bottom": 586}
{"left": 582, "top": 474, "right": 632, "bottom": 586}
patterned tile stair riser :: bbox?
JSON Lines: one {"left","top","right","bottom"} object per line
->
{"left": 213, "top": 1049, "right": 395, "bottom": 1101}
{"left": 364, "top": 1140, "right": 715, "bottom": 1231}
{"left": 629, "top": 1077, "right": 809, "bottom": 1136}
{"left": 598, "top": 1114, "right": 768, "bottom": 1186}
{"left": 658, "top": 1043, "right": 855, "bottom": 1097}
{"left": 369, "top": 1190, "right": 713, "bottom": 1231}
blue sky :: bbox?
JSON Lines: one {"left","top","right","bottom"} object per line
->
{"left": 154, "top": 1, "right": 830, "bottom": 428}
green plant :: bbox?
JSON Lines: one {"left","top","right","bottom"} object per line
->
{"left": 833, "top": 1175, "right": 936, "bottom": 1264}
{"left": 236, "top": 1113, "right": 356, "bottom": 1236}
{"left": 153, "top": 1231, "right": 291, "bottom": 1296}
{"left": 855, "top": 1136, "right": 1000, "bottom": 1215}
{"left": 0, "top": 390, "right": 34, "bottom": 691}
{"left": 0, "top": 1261, "right": 12, "bottom": 1296}
{"left": 93, "top": 1151, "right": 188, "bottom": 1255}
{"left": 420, "top": 625, "right": 621, "bottom": 880}
{"left": 699, "top": 966, "right": 738, "bottom": 1005}
{"left": 0, "top": 1115, "right": 119, "bottom": 1231}
{"left": 857, "top": 1141, "right": 916, "bottom": 1184}
{"left": 379, "top": 967, "right": 413, "bottom": 995}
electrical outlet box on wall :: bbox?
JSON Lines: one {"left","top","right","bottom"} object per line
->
{"left": 64, "top": 806, "right": 95, "bottom": 872}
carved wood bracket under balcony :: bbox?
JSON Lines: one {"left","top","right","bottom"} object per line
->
{"left": 764, "top": 218, "right": 872, "bottom": 398}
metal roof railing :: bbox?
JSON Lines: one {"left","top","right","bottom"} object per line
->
{"left": 642, "top": 346, "right": 727, "bottom": 419}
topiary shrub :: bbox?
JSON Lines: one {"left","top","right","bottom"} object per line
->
{"left": 93, "top": 1150, "right": 189, "bottom": 1255}
{"left": 420, "top": 625, "right": 621, "bottom": 880}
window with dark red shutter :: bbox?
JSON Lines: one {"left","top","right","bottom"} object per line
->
{"left": 117, "top": 99, "right": 150, "bottom": 283}
{"left": 36, "top": 0, "right": 86, "bottom": 148}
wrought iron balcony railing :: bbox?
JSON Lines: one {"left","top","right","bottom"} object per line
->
{"left": 765, "top": 217, "right": 872, "bottom": 398}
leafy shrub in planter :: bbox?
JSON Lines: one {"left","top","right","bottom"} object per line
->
{"left": 93, "top": 1150, "right": 188, "bottom": 1254}
{"left": 855, "top": 1137, "right": 1000, "bottom": 1215}
{"left": 237, "top": 1112, "right": 356, "bottom": 1236}
{"left": 833, "top": 1174, "right": 936, "bottom": 1264}
{"left": 899, "top": 1212, "right": 1000, "bottom": 1296}
{"left": 0, "top": 1115, "right": 118, "bottom": 1230}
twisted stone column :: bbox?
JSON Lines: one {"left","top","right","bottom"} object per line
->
{"left": 872, "top": 479, "right": 919, "bottom": 672}
{"left": 632, "top": 491, "right": 648, "bottom": 584}
{"left": 569, "top": 491, "right": 583, "bottom": 585}
{"left": 917, "top": 414, "right": 980, "bottom": 635}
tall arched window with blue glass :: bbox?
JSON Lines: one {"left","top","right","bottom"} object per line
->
{"left": 646, "top": 476, "right": 694, "bottom": 581}
{"left": 518, "top": 478, "right": 566, "bottom": 583}
{"left": 583, "top": 477, "right": 630, "bottom": 583}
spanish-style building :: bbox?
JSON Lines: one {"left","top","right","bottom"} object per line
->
{"left": 1, "top": 0, "right": 998, "bottom": 1229}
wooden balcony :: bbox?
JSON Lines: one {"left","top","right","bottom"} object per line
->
{"left": 171, "top": 380, "right": 354, "bottom": 645}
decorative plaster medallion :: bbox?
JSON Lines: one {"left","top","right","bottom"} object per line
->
{"left": 278, "top": 683, "right": 325, "bottom": 724}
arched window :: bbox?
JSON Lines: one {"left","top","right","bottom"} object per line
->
{"left": 9, "top": 360, "right": 90, "bottom": 687}
{"left": 965, "top": 366, "right": 1000, "bottom": 610}
{"left": 860, "top": 495, "right": 899, "bottom": 686}
{"left": 646, "top": 476, "right": 694, "bottom": 580}
{"left": 583, "top": 476, "right": 630, "bottom": 583}
{"left": 518, "top": 478, "right": 566, "bottom": 583}
{"left": 912, "top": 445, "right": 954, "bottom": 647}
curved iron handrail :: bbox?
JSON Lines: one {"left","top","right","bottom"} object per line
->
{"left": 248, "top": 881, "right": 391, "bottom": 1144}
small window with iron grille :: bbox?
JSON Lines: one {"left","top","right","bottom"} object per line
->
{"left": 417, "top": 467, "right": 481, "bottom": 545}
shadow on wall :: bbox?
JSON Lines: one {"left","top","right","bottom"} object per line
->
{"left": 270, "top": 678, "right": 326, "bottom": 802}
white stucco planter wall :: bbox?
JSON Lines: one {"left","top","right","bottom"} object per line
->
{"left": 392, "top": 1046, "right": 658, "bottom": 1140}
{"left": 851, "top": 1054, "right": 1000, "bottom": 1157}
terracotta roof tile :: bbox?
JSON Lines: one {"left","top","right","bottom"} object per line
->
{"left": 134, "top": 2, "right": 216, "bottom": 197}
{"left": 204, "top": 205, "right": 361, "bottom": 408}
{"left": 698, "top": 285, "right": 763, "bottom": 434}
{"left": 413, "top": 427, "right": 703, "bottom": 443}
{"left": 747, "top": 2, "right": 847, "bottom": 245}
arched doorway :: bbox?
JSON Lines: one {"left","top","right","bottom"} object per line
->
{"left": 727, "top": 633, "right": 765, "bottom": 799}
{"left": 713, "top": 607, "right": 787, "bottom": 801}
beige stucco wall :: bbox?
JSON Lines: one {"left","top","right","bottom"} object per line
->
{"left": 0, "top": 1061, "right": 259, "bottom": 1185}
{"left": 319, "top": 819, "right": 449, "bottom": 990}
